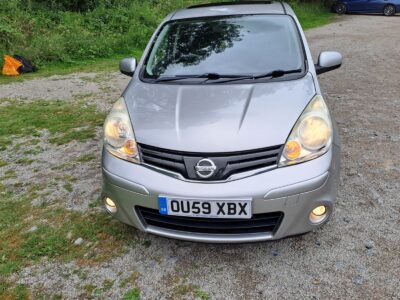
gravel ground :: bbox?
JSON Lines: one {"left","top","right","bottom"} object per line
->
{"left": 1, "top": 15, "right": 400, "bottom": 299}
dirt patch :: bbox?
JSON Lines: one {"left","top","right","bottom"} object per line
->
{"left": 0, "top": 130, "right": 103, "bottom": 210}
{"left": 0, "top": 72, "right": 130, "bottom": 112}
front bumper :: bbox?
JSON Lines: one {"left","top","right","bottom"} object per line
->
{"left": 101, "top": 144, "right": 340, "bottom": 243}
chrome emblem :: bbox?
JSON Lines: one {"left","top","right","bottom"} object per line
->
{"left": 195, "top": 158, "right": 217, "bottom": 178}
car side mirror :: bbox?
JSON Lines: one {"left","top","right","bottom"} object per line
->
{"left": 119, "top": 58, "right": 137, "bottom": 77}
{"left": 315, "top": 51, "right": 342, "bottom": 75}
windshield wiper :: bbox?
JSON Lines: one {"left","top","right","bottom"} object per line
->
{"left": 153, "top": 69, "right": 302, "bottom": 83}
{"left": 210, "top": 69, "right": 303, "bottom": 84}
{"left": 153, "top": 72, "right": 264, "bottom": 83}
{"left": 154, "top": 73, "right": 223, "bottom": 83}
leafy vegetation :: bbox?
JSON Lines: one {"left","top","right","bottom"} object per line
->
{"left": 123, "top": 288, "right": 141, "bottom": 300}
{"left": 195, "top": 288, "right": 211, "bottom": 300}
{"left": 0, "top": 191, "right": 136, "bottom": 278}
{"left": 291, "top": 1, "right": 335, "bottom": 29}
{"left": 0, "top": 280, "right": 29, "bottom": 300}
{"left": 0, "top": 96, "right": 115, "bottom": 297}
{"left": 0, "top": 99, "right": 105, "bottom": 149}
{"left": 0, "top": 0, "right": 206, "bottom": 67}
{"left": 0, "top": 159, "right": 6, "bottom": 167}
{"left": 0, "top": 0, "right": 334, "bottom": 81}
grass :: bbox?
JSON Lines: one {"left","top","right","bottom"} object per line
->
{"left": 0, "top": 281, "right": 29, "bottom": 300}
{"left": 123, "top": 288, "right": 140, "bottom": 300}
{"left": 195, "top": 288, "right": 211, "bottom": 300}
{"left": 102, "top": 279, "right": 114, "bottom": 291}
{"left": 291, "top": 1, "right": 335, "bottom": 30}
{"left": 0, "top": 99, "right": 105, "bottom": 149}
{"left": 76, "top": 153, "right": 97, "bottom": 163}
{"left": 83, "top": 284, "right": 96, "bottom": 295}
{"left": 165, "top": 275, "right": 210, "bottom": 300}
{"left": 0, "top": 53, "right": 140, "bottom": 85}
{"left": 0, "top": 170, "right": 16, "bottom": 181}
{"left": 0, "top": 159, "right": 6, "bottom": 167}
{"left": 63, "top": 183, "right": 73, "bottom": 192}
{"left": 0, "top": 191, "right": 136, "bottom": 280}
{"left": 23, "top": 147, "right": 42, "bottom": 155}
{"left": 16, "top": 158, "right": 34, "bottom": 165}
{"left": 119, "top": 272, "right": 140, "bottom": 289}
{"left": 0, "top": 1, "right": 334, "bottom": 84}
{"left": 0, "top": 0, "right": 205, "bottom": 82}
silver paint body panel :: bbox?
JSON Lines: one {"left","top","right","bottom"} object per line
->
{"left": 102, "top": 144, "right": 340, "bottom": 243}
{"left": 124, "top": 74, "right": 315, "bottom": 152}
{"left": 171, "top": 3, "right": 286, "bottom": 20}
{"left": 101, "top": 2, "right": 341, "bottom": 242}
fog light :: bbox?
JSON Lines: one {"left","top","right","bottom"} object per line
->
{"left": 309, "top": 205, "right": 328, "bottom": 224}
{"left": 312, "top": 206, "right": 326, "bottom": 216}
{"left": 105, "top": 197, "right": 117, "bottom": 213}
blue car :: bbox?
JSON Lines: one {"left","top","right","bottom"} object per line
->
{"left": 333, "top": 0, "right": 400, "bottom": 16}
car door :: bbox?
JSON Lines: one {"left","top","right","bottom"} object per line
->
{"left": 365, "top": 0, "right": 388, "bottom": 12}
{"left": 347, "top": 0, "right": 374, "bottom": 12}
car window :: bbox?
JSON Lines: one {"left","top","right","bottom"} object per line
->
{"left": 144, "top": 15, "right": 304, "bottom": 79}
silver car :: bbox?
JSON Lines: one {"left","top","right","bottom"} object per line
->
{"left": 101, "top": 1, "right": 342, "bottom": 243}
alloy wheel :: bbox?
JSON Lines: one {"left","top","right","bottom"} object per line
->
{"left": 335, "top": 4, "right": 347, "bottom": 14}
{"left": 384, "top": 5, "right": 396, "bottom": 16}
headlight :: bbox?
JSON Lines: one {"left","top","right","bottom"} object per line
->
{"left": 104, "top": 97, "right": 140, "bottom": 163}
{"left": 279, "top": 95, "right": 332, "bottom": 166}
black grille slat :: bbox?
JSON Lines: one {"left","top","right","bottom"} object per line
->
{"left": 140, "top": 148, "right": 184, "bottom": 163}
{"left": 137, "top": 207, "right": 284, "bottom": 234}
{"left": 141, "top": 208, "right": 281, "bottom": 223}
{"left": 227, "top": 153, "right": 279, "bottom": 165}
{"left": 226, "top": 157, "right": 277, "bottom": 170}
{"left": 225, "top": 148, "right": 281, "bottom": 163}
{"left": 142, "top": 156, "right": 184, "bottom": 170}
{"left": 139, "top": 144, "right": 283, "bottom": 181}
{"left": 142, "top": 213, "right": 278, "bottom": 230}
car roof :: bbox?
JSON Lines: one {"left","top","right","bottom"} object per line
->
{"left": 171, "top": 1, "right": 290, "bottom": 20}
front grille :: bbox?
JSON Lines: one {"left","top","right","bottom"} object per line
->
{"left": 136, "top": 207, "right": 284, "bottom": 235}
{"left": 139, "top": 144, "right": 283, "bottom": 181}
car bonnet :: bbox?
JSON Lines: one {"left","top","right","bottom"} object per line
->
{"left": 124, "top": 73, "right": 316, "bottom": 153}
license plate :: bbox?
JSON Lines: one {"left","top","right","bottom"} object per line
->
{"left": 158, "top": 196, "right": 252, "bottom": 219}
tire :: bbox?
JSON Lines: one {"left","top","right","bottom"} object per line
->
{"left": 334, "top": 3, "right": 347, "bottom": 15}
{"left": 383, "top": 4, "right": 396, "bottom": 16}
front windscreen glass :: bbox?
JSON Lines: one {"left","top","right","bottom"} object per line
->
{"left": 143, "top": 15, "right": 305, "bottom": 80}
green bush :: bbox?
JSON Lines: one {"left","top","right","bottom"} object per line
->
{"left": 289, "top": 0, "right": 336, "bottom": 8}
{"left": 0, "top": 0, "right": 333, "bottom": 69}
{"left": 27, "top": 0, "right": 132, "bottom": 12}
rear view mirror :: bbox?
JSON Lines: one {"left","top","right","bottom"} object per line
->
{"left": 119, "top": 58, "right": 137, "bottom": 77}
{"left": 315, "top": 51, "right": 342, "bottom": 75}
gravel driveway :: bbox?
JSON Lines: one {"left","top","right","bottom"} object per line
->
{"left": 1, "top": 15, "right": 399, "bottom": 299}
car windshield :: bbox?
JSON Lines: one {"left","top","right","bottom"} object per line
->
{"left": 143, "top": 15, "right": 305, "bottom": 80}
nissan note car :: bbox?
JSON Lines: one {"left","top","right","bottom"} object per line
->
{"left": 102, "top": 1, "right": 343, "bottom": 243}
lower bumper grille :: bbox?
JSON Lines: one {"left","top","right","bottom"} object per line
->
{"left": 136, "top": 207, "right": 284, "bottom": 235}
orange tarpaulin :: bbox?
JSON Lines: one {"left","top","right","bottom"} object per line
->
{"left": 2, "top": 55, "right": 23, "bottom": 76}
